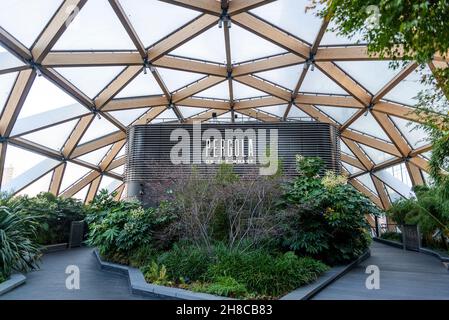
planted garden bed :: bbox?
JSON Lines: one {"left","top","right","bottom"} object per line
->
{"left": 86, "top": 156, "right": 381, "bottom": 299}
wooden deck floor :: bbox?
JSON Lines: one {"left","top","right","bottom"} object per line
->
{"left": 313, "top": 242, "right": 449, "bottom": 300}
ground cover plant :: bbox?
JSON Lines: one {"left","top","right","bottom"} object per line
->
{"left": 86, "top": 158, "right": 378, "bottom": 299}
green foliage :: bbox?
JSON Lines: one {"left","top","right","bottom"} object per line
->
{"left": 280, "top": 156, "right": 379, "bottom": 264}
{"left": 316, "top": 0, "right": 449, "bottom": 194}
{"left": 0, "top": 205, "right": 41, "bottom": 279}
{"left": 206, "top": 247, "right": 328, "bottom": 298}
{"left": 387, "top": 185, "right": 449, "bottom": 248}
{"left": 380, "top": 231, "right": 402, "bottom": 243}
{"left": 7, "top": 192, "right": 85, "bottom": 245}
{"left": 156, "top": 243, "right": 212, "bottom": 282}
{"left": 142, "top": 262, "right": 172, "bottom": 286}
{"left": 192, "top": 276, "right": 248, "bottom": 299}
{"left": 85, "top": 190, "right": 176, "bottom": 261}
{"left": 320, "top": 0, "right": 449, "bottom": 64}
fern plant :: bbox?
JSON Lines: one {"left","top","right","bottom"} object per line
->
{"left": 0, "top": 205, "right": 41, "bottom": 279}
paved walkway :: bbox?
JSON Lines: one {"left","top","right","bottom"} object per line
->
{"left": 313, "top": 242, "right": 449, "bottom": 300}
{"left": 0, "top": 247, "right": 154, "bottom": 300}
{"left": 2, "top": 242, "right": 449, "bottom": 300}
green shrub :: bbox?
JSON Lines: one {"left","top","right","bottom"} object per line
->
{"left": 387, "top": 185, "right": 449, "bottom": 251}
{"left": 206, "top": 247, "right": 328, "bottom": 297}
{"left": 0, "top": 205, "right": 41, "bottom": 279}
{"left": 142, "top": 262, "right": 172, "bottom": 286}
{"left": 0, "top": 274, "right": 6, "bottom": 283}
{"left": 380, "top": 231, "right": 402, "bottom": 243}
{"left": 86, "top": 190, "right": 176, "bottom": 261}
{"left": 8, "top": 192, "right": 85, "bottom": 245}
{"left": 157, "top": 244, "right": 212, "bottom": 282}
{"left": 193, "top": 276, "right": 248, "bottom": 299}
{"left": 280, "top": 156, "right": 379, "bottom": 265}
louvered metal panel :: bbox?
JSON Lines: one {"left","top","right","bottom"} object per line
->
{"left": 126, "top": 122, "right": 340, "bottom": 205}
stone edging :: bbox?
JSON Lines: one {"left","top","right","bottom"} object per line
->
{"left": 373, "top": 237, "right": 449, "bottom": 264}
{"left": 280, "top": 250, "right": 371, "bottom": 300}
{"left": 0, "top": 274, "right": 26, "bottom": 296}
{"left": 94, "top": 249, "right": 370, "bottom": 300}
{"left": 93, "top": 250, "right": 231, "bottom": 300}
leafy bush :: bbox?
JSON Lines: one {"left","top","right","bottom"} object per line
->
{"left": 142, "top": 262, "right": 172, "bottom": 286}
{"left": 192, "top": 276, "right": 248, "bottom": 299}
{"left": 380, "top": 231, "right": 402, "bottom": 243}
{"left": 156, "top": 243, "right": 212, "bottom": 282}
{"left": 0, "top": 205, "right": 41, "bottom": 279}
{"left": 206, "top": 247, "right": 328, "bottom": 298}
{"left": 85, "top": 190, "right": 176, "bottom": 262}
{"left": 280, "top": 156, "right": 380, "bottom": 264}
{"left": 387, "top": 185, "right": 449, "bottom": 251}
{"left": 9, "top": 192, "right": 85, "bottom": 245}
{"left": 167, "top": 165, "right": 283, "bottom": 251}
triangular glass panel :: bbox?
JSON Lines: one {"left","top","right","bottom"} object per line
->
{"left": 250, "top": 0, "right": 323, "bottom": 44}
{"left": 53, "top": 0, "right": 135, "bottom": 50}
{"left": 18, "top": 76, "right": 83, "bottom": 119}
{"left": 78, "top": 116, "right": 119, "bottom": 145}
{"left": 158, "top": 68, "right": 204, "bottom": 92}
{"left": 0, "top": 72, "right": 18, "bottom": 115}
{"left": 320, "top": 20, "right": 364, "bottom": 46}
{"left": 359, "top": 144, "right": 395, "bottom": 164}
{"left": 20, "top": 119, "right": 78, "bottom": 151}
{"left": 0, "top": 0, "right": 63, "bottom": 48}
{"left": 233, "top": 81, "right": 267, "bottom": 99}
{"left": 257, "top": 105, "right": 287, "bottom": 117}
{"left": 119, "top": 0, "right": 200, "bottom": 47}
{"left": 0, "top": 44, "right": 25, "bottom": 71}
{"left": 171, "top": 25, "right": 226, "bottom": 63}
{"left": 73, "top": 184, "right": 89, "bottom": 202}
{"left": 1, "top": 145, "right": 48, "bottom": 189}
{"left": 12, "top": 103, "right": 87, "bottom": 136}
{"left": 384, "top": 163, "right": 412, "bottom": 187}
{"left": 255, "top": 65, "right": 303, "bottom": 91}
{"left": 55, "top": 67, "right": 125, "bottom": 99}
{"left": 348, "top": 112, "right": 391, "bottom": 141}
{"left": 98, "top": 176, "right": 121, "bottom": 194}
{"left": 385, "top": 185, "right": 402, "bottom": 203}
{"left": 115, "top": 70, "right": 163, "bottom": 98}
{"left": 194, "top": 81, "right": 229, "bottom": 100}
{"left": 340, "top": 139, "right": 357, "bottom": 158}
{"left": 390, "top": 116, "right": 430, "bottom": 148}
{"left": 77, "top": 145, "right": 111, "bottom": 166}
{"left": 178, "top": 106, "right": 208, "bottom": 118}
{"left": 16, "top": 171, "right": 52, "bottom": 197}
{"left": 342, "top": 162, "right": 362, "bottom": 175}
{"left": 150, "top": 109, "right": 178, "bottom": 124}
{"left": 116, "top": 144, "right": 126, "bottom": 158}
{"left": 108, "top": 108, "right": 149, "bottom": 127}
{"left": 287, "top": 105, "right": 313, "bottom": 120}
{"left": 230, "top": 25, "right": 286, "bottom": 63}
{"left": 59, "top": 162, "right": 91, "bottom": 193}
{"left": 300, "top": 68, "right": 347, "bottom": 95}
{"left": 383, "top": 67, "right": 434, "bottom": 106}
{"left": 356, "top": 173, "right": 377, "bottom": 194}
{"left": 315, "top": 106, "right": 358, "bottom": 124}
{"left": 335, "top": 61, "right": 401, "bottom": 95}
{"left": 111, "top": 165, "right": 125, "bottom": 176}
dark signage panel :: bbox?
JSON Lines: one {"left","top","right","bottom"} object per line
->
{"left": 126, "top": 122, "right": 340, "bottom": 206}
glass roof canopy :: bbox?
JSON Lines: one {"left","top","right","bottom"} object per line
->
{"left": 0, "top": 0, "right": 446, "bottom": 209}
